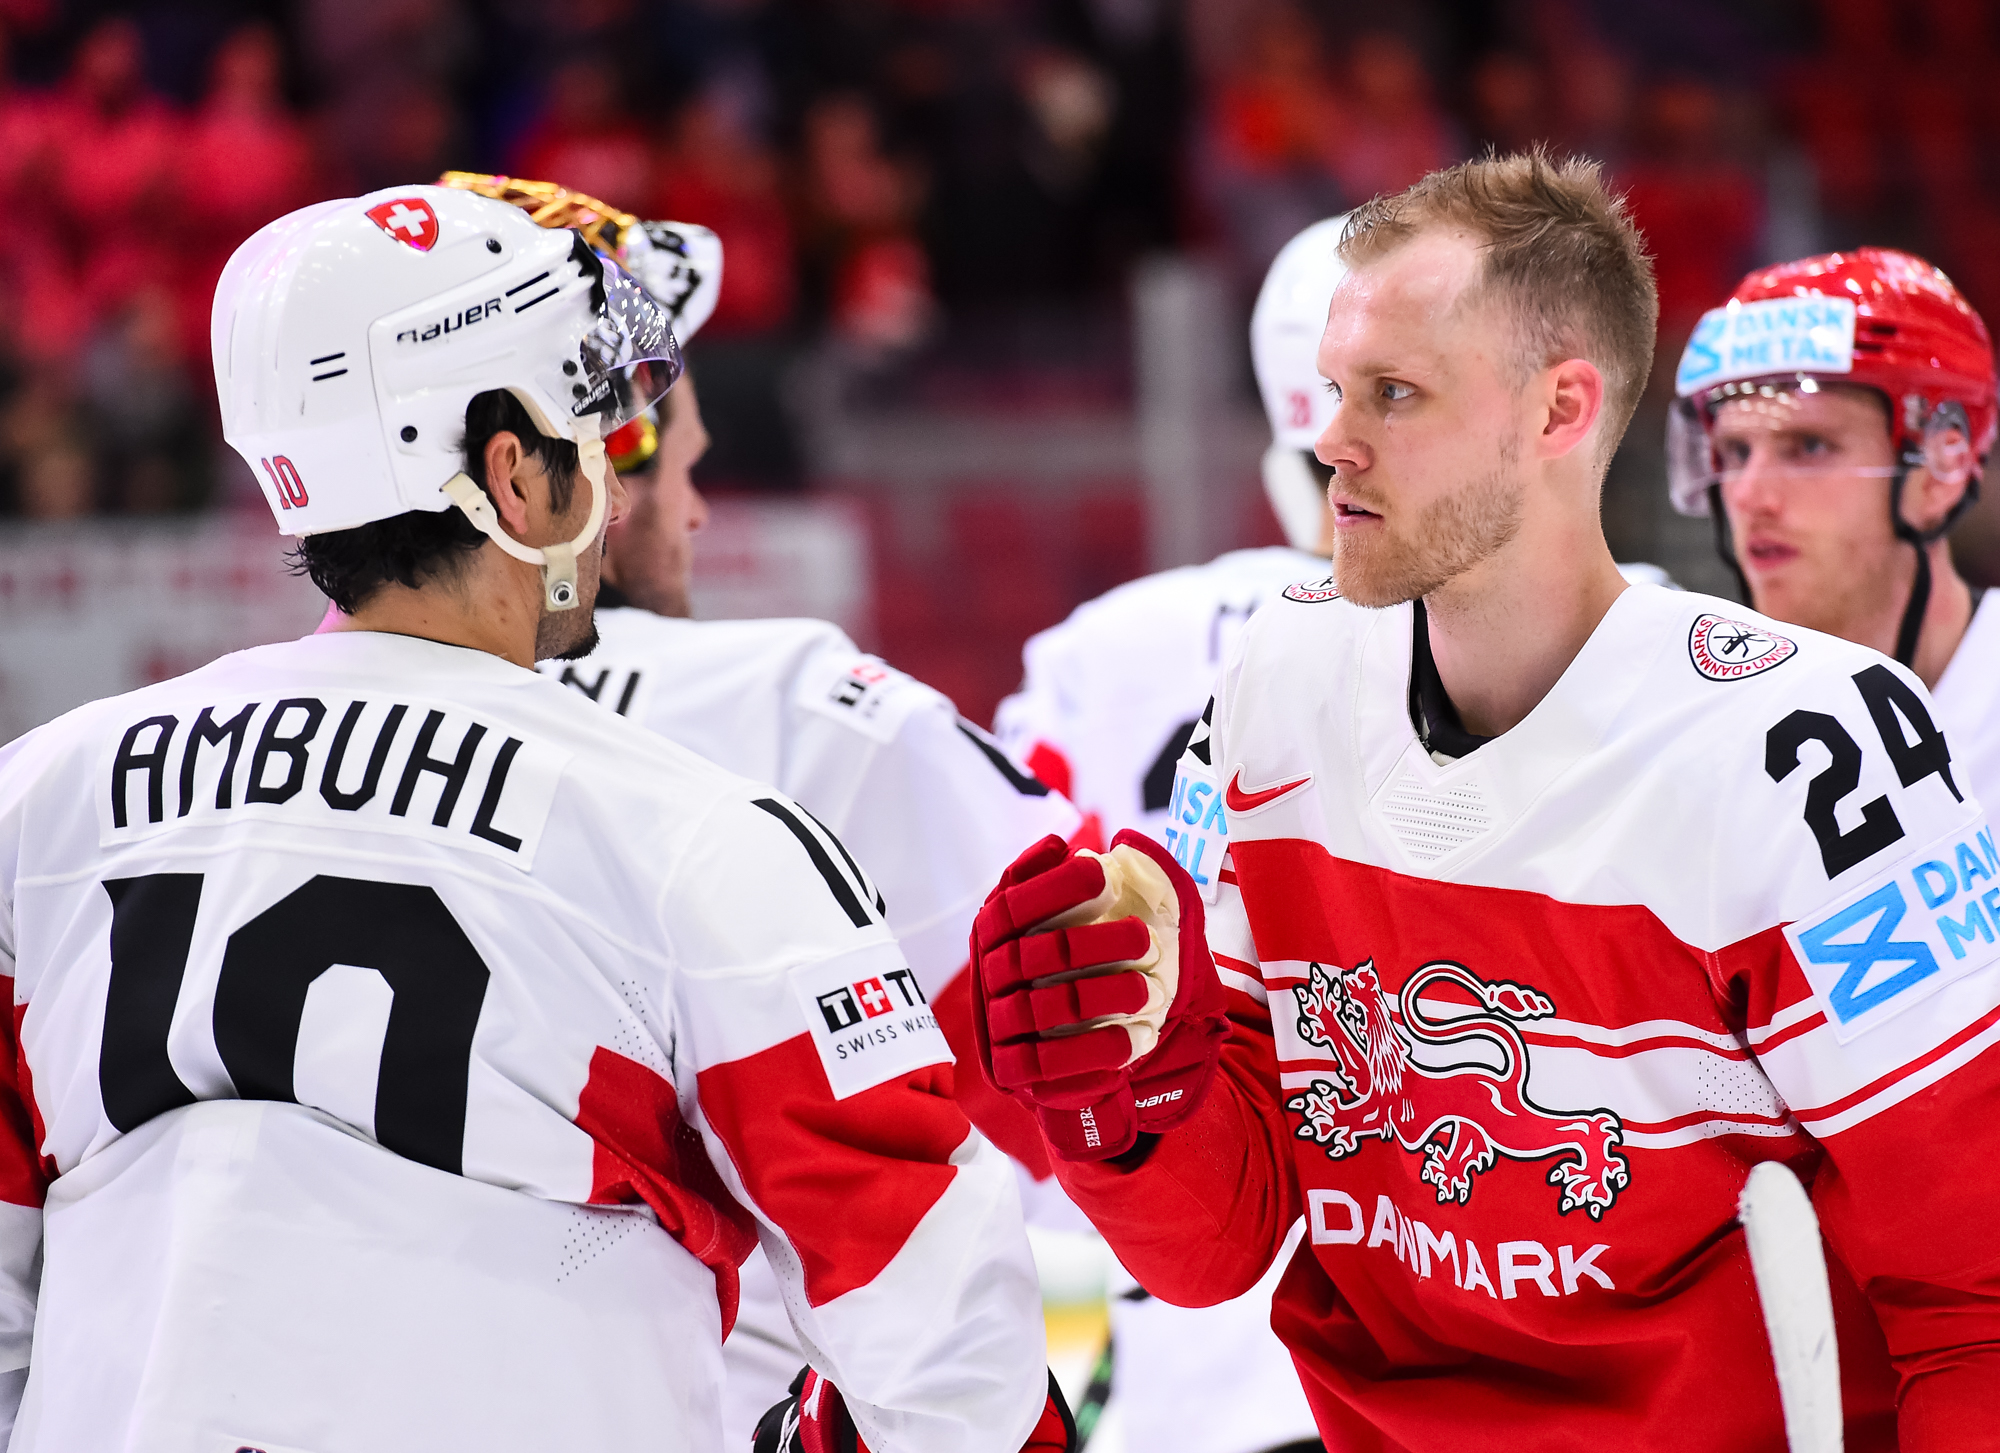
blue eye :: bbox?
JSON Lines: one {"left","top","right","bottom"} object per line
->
{"left": 1382, "top": 381, "right": 1414, "bottom": 402}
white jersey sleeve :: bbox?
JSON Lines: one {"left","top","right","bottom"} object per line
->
{"left": 1933, "top": 589, "right": 2000, "bottom": 823}
{"left": 545, "top": 612, "right": 1077, "bottom": 1445}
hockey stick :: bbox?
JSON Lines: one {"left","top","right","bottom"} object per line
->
{"left": 1738, "top": 1162, "right": 1843, "bottom": 1453}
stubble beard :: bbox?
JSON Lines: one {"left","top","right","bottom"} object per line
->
{"left": 1332, "top": 441, "right": 1526, "bottom": 609}
{"left": 534, "top": 537, "right": 605, "bottom": 662}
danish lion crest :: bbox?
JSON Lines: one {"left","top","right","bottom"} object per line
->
{"left": 1285, "top": 959, "right": 1629, "bottom": 1219}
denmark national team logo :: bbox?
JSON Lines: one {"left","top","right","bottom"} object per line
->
{"left": 366, "top": 196, "right": 441, "bottom": 252}
{"left": 1286, "top": 959, "right": 1630, "bottom": 1219}
{"left": 1687, "top": 613, "right": 1796, "bottom": 681}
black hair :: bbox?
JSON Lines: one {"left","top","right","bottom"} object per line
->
{"left": 290, "top": 390, "right": 581, "bottom": 614}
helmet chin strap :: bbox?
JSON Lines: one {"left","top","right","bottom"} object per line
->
{"left": 1886, "top": 444, "right": 1979, "bottom": 669}
{"left": 440, "top": 418, "right": 609, "bottom": 612}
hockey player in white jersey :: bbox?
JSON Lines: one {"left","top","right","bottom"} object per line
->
{"left": 454, "top": 174, "right": 1086, "bottom": 1447}
{"left": 1668, "top": 245, "right": 2000, "bottom": 812}
{"left": 965, "top": 153, "right": 2000, "bottom": 1448}
{"left": 0, "top": 185, "right": 1075, "bottom": 1453}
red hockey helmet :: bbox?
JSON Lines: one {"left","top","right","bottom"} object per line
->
{"left": 1667, "top": 248, "right": 1996, "bottom": 665}
{"left": 1668, "top": 246, "right": 1997, "bottom": 514}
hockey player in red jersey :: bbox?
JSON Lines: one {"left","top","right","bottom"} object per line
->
{"left": 446, "top": 172, "right": 1086, "bottom": 1447}
{"left": 1668, "top": 246, "right": 2000, "bottom": 815}
{"left": 967, "top": 152, "right": 2000, "bottom": 1448}
{"left": 0, "top": 185, "right": 1073, "bottom": 1452}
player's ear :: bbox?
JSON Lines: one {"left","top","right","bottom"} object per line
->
{"left": 1537, "top": 357, "right": 1606, "bottom": 464}
{"left": 1910, "top": 423, "right": 1976, "bottom": 533}
{"left": 480, "top": 429, "right": 535, "bottom": 539}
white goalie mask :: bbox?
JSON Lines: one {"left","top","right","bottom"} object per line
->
{"left": 212, "top": 184, "right": 682, "bottom": 610}
{"left": 1250, "top": 215, "right": 1350, "bottom": 553}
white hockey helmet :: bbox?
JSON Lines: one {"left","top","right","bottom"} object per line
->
{"left": 432, "top": 173, "right": 723, "bottom": 474}
{"left": 212, "top": 184, "right": 682, "bottom": 610}
{"left": 1251, "top": 215, "right": 1350, "bottom": 553}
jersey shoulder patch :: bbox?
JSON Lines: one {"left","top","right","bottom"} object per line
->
{"left": 1686, "top": 611, "right": 1797, "bottom": 681}
{"left": 1281, "top": 574, "right": 1341, "bottom": 604}
{"left": 796, "top": 649, "right": 942, "bottom": 745}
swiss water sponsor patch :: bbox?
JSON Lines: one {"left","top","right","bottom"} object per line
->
{"left": 1688, "top": 613, "right": 1797, "bottom": 681}
{"left": 791, "top": 942, "right": 951, "bottom": 1098}
{"left": 1785, "top": 819, "right": 2000, "bottom": 1042}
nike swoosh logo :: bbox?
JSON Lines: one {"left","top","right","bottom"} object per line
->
{"left": 1225, "top": 769, "right": 1312, "bottom": 814}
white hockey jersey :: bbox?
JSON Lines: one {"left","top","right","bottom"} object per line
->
{"left": 543, "top": 608, "right": 1080, "bottom": 1445}
{"left": 0, "top": 631, "right": 1047, "bottom": 1453}
{"left": 1060, "top": 582, "right": 2000, "bottom": 1449}
{"left": 995, "top": 548, "right": 1324, "bottom": 855}
{"left": 1935, "top": 589, "right": 2000, "bottom": 820}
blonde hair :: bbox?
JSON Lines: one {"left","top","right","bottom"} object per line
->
{"left": 1339, "top": 149, "right": 1659, "bottom": 462}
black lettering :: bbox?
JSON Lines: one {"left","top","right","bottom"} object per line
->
{"left": 110, "top": 715, "right": 178, "bottom": 828}
{"left": 1853, "top": 664, "right": 1962, "bottom": 803}
{"left": 246, "top": 698, "right": 327, "bottom": 805}
{"left": 99, "top": 875, "right": 202, "bottom": 1130}
{"left": 320, "top": 701, "right": 408, "bottom": 811}
{"left": 614, "top": 672, "right": 642, "bottom": 716}
{"left": 558, "top": 666, "right": 610, "bottom": 703}
{"left": 469, "top": 738, "right": 526, "bottom": 851}
{"left": 177, "top": 703, "right": 257, "bottom": 816}
{"left": 1143, "top": 719, "right": 1201, "bottom": 812}
{"left": 212, "top": 876, "right": 490, "bottom": 1175}
{"left": 884, "top": 967, "right": 926, "bottom": 1008}
{"left": 818, "top": 987, "right": 862, "bottom": 1032}
{"left": 391, "top": 711, "right": 485, "bottom": 827}
{"left": 1766, "top": 709, "right": 1905, "bottom": 877}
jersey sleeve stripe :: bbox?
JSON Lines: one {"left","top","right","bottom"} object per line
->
{"left": 793, "top": 801, "right": 887, "bottom": 916}
{"left": 954, "top": 722, "right": 1051, "bottom": 797}
{"left": 752, "top": 798, "right": 871, "bottom": 928}
{"left": 1216, "top": 967, "right": 1267, "bottom": 1003}
{"left": 1789, "top": 998, "right": 2000, "bottom": 1127}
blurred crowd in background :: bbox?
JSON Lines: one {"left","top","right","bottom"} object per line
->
{"left": 0, "top": 0, "right": 1995, "bottom": 534}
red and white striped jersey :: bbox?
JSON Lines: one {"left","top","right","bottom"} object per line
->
{"left": 0, "top": 630, "right": 1047, "bottom": 1453}
{"left": 543, "top": 607, "right": 1081, "bottom": 1444}
{"left": 1059, "top": 582, "right": 2000, "bottom": 1450}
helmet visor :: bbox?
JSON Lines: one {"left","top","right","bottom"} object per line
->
{"left": 1666, "top": 380, "right": 1901, "bottom": 517}
{"left": 574, "top": 256, "right": 683, "bottom": 429}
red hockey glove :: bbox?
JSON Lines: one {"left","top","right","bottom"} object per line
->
{"left": 753, "top": 1368, "right": 1076, "bottom": 1452}
{"left": 970, "top": 828, "right": 1230, "bottom": 1161}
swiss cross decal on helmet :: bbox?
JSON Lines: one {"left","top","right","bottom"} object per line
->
{"left": 212, "top": 184, "right": 683, "bottom": 611}
{"left": 364, "top": 196, "right": 441, "bottom": 252}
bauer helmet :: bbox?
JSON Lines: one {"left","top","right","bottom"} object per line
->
{"left": 1251, "top": 215, "right": 1349, "bottom": 553}
{"left": 1667, "top": 247, "right": 1997, "bottom": 662}
{"left": 212, "top": 184, "right": 682, "bottom": 610}
{"left": 437, "top": 172, "right": 723, "bottom": 475}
